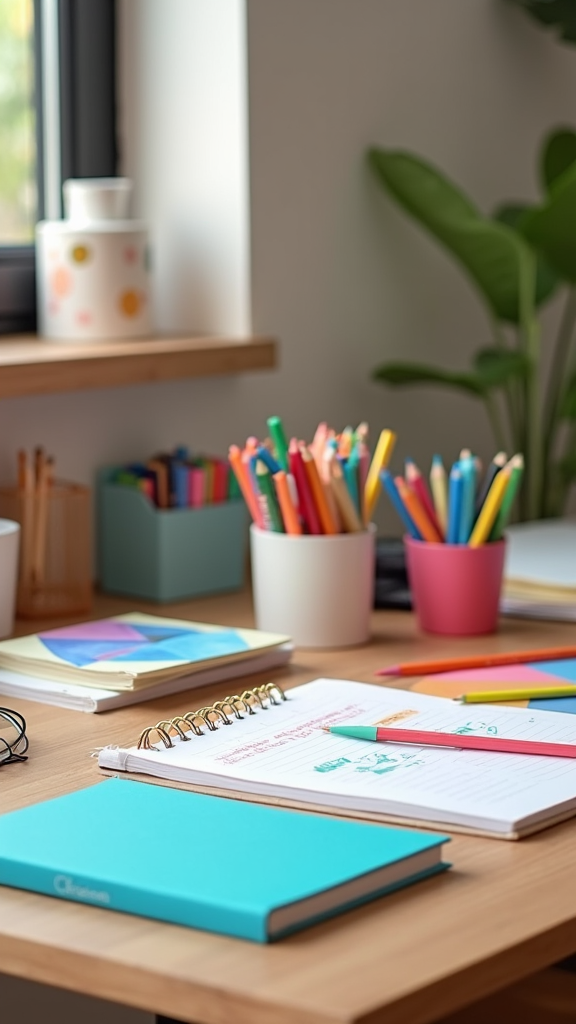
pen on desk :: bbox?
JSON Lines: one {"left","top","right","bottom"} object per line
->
{"left": 323, "top": 724, "right": 576, "bottom": 758}
{"left": 457, "top": 686, "right": 576, "bottom": 704}
{"left": 377, "top": 645, "right": 576, "bottom": 677}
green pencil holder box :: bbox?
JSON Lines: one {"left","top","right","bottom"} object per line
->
{"left": 97, "top": 469, "right": 249, "bottom": 602}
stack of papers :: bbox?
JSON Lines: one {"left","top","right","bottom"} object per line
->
{"left": 0, "top": 613, "right": 292, "bottom": 712}
{"left": 501, "top": 519, "right": 576, "bottom": 620}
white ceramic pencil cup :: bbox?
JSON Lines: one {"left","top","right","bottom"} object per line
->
{"left": 250, "top": 524, "right": 376, "bottom": 648}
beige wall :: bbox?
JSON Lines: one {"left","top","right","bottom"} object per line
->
{"left": 1, "top": 0, "right": 575, "bottom": 531}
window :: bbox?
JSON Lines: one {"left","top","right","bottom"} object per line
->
{"left": 0, "top": 0, "right": 117, "bottom": 334}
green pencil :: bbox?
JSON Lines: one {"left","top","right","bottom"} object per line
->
{"left": 255, "top": 460, "right": 285, "bottom": 532}
{"left": 489, "top": 454, "right": 524, "bottom": 540}
{"left": 267, "top": 416, "right": 289, "bottom": 472}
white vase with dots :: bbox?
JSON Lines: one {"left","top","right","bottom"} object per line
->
{"left": 36, "top": 178, "right": 152, "bottom": 341}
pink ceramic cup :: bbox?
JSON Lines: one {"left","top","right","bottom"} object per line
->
{"left": 404, "top": 536, "right": 506, "bottom": 636}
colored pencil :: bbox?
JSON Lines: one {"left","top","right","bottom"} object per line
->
{"left": 468, "top": 463, "right": 511, "bottom": 547}
{"left": 446, "top": 465, "right": 462, "bottom": 544}
{"left": 429, "top": 455, "right": 448, "bottom": 537}
{"left": 380, "top": 469, "right": 422, "bottom": 540}
{"left": 457, "top": 454, "right": 476, "bottom": 543}
{"left": 288, "top": 439, "right": 322, "bottom": 534}
{"left": 396, "top": 476, "right": 442, "bottom": 543}
{"left": 325, "top": 724, "right": 576, "bottom": 759}
{"left": 377, "top": 645, "right": 576, "bottom": 677}
{"left": 475, "top": 451, "right": 507, "bottom": 517}
{"left": 327, "top": 450, "right": 364, "bottom": 532}
{"left": 228, "top": 445, "right": 264, "bottom": 528}
{"left": 489, "top": 454, "right": 524, "bottom": 541}
{"left": 273, "top": 471, "right": 302, "bottom": 535}
{"left": 363, "top": 429, "right": 396, "bottom": 524}
{"left": 458, "top": 686, "right": 576, "bottom": 703}
{"left": 267, "top": 416, "right": 289, "bottom": 471}
{"left": 300, "top": 445, "right": 339, "bottom": 534}
{"left": 255, "top": 460, "right": 284, "bottom": 532}
{"left": 405, "top": 459, "right": 442, "bottom": 536}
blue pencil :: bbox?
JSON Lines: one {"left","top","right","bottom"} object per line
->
{"left": 458, "top": 455, "right": 476, "bottom": 544}
{"left": 447, "top": 465, "right": 463, "bottom": 544}
{"left": 380, "top": 469, "right": 422, "bottom": 540}
{"left": 255, "top": 445, "right": 282, "bottom": 475}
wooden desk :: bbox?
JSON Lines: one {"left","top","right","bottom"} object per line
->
{"left": 1, "top": 591, "right": 576, "bottom": 1024}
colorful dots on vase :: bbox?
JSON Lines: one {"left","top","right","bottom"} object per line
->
{"left": 76, "top": 310, "right": 93, "bottom": 327}
{"left": 124, "top": 245, "right": 138, "bottom": 264}
{"left": 119, "top": 289, "right": 143, "bottom": 317}
{"left": 51, "top": 266, "right": 72, "bottom": 298}
{"left": 71, "top": 243, "right": 91, "bottom": 264}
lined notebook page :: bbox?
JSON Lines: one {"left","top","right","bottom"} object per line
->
{"left": 99, "top": 679, "right": 576, "bottom": 834}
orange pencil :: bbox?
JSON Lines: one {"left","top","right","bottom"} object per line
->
{"left": 228, "top": 445, "right": 264, "bottom": 528}
{"left": 377, "top": 645, "right": 576, "bottom": 677}
{"left": 395, "top": 476, "right": 442, "bottom": 543}
{"left": 300, "top": 445, "right": 339, "bottom": 534}
{"left": 273, "top": 471, "right": 302, "bottom": 535}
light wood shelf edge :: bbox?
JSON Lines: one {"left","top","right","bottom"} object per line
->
{"left": 0, "top": 333, "right": 277, "bottom": 398}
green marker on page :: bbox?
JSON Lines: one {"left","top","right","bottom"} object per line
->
{"left": 267, "top": 416, "right": 289, "bottom": 472}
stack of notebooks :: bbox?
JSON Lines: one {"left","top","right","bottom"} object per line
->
{"left": 0, "top": 613, "right": 293, "bottom": 712}
{"left": 502, "top": 519, "right": 576, "bottom": 620}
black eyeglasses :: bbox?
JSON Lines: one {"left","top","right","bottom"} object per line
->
{"left": 0, "top": 708, "right": 29, "bottom": 766}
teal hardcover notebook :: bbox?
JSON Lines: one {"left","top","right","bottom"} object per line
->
{"left": 0, "top": 779, "right": 450, "bottom": 942}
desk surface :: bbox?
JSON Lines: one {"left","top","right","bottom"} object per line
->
{"left": 1, "top": 591, "right": 576, "bottom": 1024}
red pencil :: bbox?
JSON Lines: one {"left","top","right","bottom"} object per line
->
{"left": 405, "top": 459, "right": 443, "bottom": 537}
{"left": 288, "top": 439, "right": 322, "bottom": 534}
{"left": 327, "top": 724, "right": 576, "bottom": 758}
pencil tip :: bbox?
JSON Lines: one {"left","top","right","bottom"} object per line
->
{"left": 376, "top": 667, "right": 399, "bottom": 677}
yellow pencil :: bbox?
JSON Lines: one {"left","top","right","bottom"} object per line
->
{"left": 468, "top": 464, "right": 511, "bottom": 547}
{"left": 363, "top": 429, "right": 396, "bottom": 524}
{"left": 429, "top": 455, "right": 448, "bottom": 536}
{"left": 459, "top": 686, "right": 576, "bottom": 703}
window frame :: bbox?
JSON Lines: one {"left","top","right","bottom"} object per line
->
{"left": 0, "top": 0, "right": 118, "bottom": 335}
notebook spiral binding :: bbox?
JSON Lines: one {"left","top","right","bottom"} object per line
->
{"left": 137, "top": 681, "right": 287, "bottom": 750}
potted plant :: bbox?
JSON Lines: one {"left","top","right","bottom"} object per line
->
{"left": 368, "top": 127, "right": 576, "bottom": 521}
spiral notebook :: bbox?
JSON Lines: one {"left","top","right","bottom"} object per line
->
{"left": 0, "top": 778, "right": 449, "bottom": 942}
{"left": 98, "top": 678, "right": 576, "bottom": 839}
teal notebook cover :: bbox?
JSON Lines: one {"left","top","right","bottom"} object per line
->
{"left": 0, "top": 779, "right": 450, "bottom": 942}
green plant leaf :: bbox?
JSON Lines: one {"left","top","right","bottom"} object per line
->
{"left": 540, "top": 128, "right": 576, "bottom": 192}
{"left": 522, "top": 164, "right": 576, "bottom": 282}
{"left": 472, "top": 347, "right": 531, "bottom": 387}
{"left": 558, "top": 371, "right": 576, "bottom": 419}
{"left": 368, "top": 149, "right": 534, "bottom": 324}
{"left": 493, "top": 202, "right": 559, "bottom": 306}
{"left": 372, "top": 362, "right": 487, "bottom": 397}
{"left": 507, "top": 1, "right": 576, "bottom": 43}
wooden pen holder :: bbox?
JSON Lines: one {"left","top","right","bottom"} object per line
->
{"left": 0, "top": 481, "right": 92, "bottom": 618}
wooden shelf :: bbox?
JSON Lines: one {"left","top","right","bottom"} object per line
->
{"left": 0, "top": 333, "right": 277, "bottom": 399}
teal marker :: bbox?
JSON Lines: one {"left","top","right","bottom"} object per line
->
{"left": 327, "top": 725, "right": 378, "bottom": 741}
{"left": 267, "top": 416, "right": 289, "bottom": 471}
